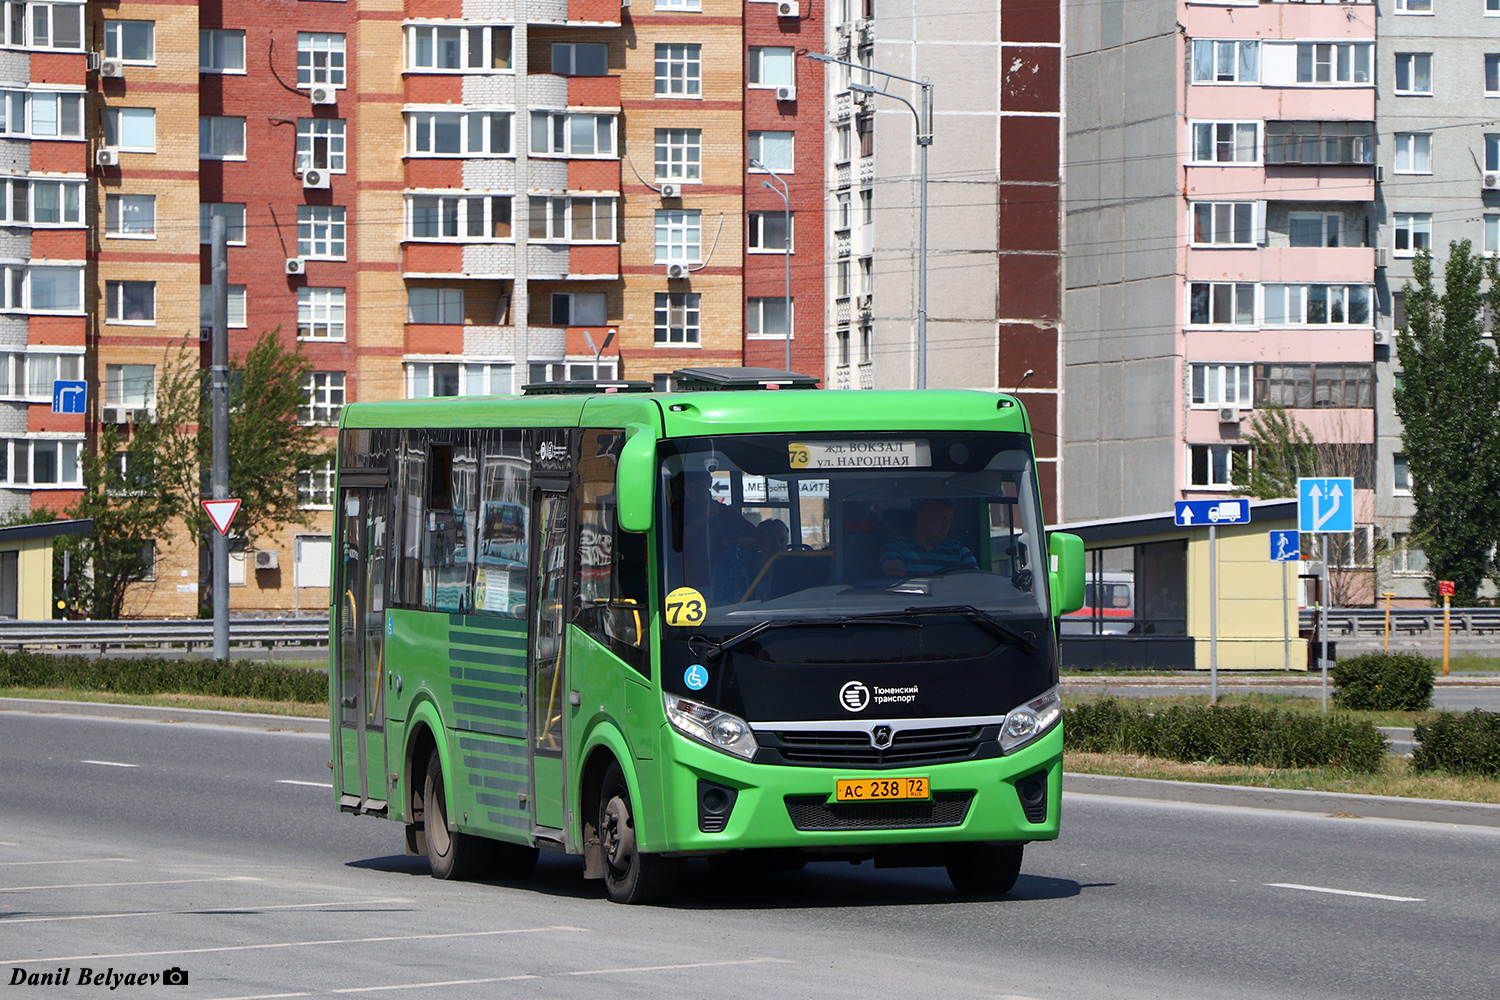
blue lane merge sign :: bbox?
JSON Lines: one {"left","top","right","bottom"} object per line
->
{"left": 52, "top": 380, "right": 87, "bottom": 414}
{"left": 1269, "top": 530, "right": 1300, "bottom": 561}
{"left": 1297, "top": 477, "right": 1355, "bottom": 534}
{"left": 1175, "top": 498, "right": 1250, "bottom": 527}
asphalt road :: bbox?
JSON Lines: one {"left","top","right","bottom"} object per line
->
{"left": 2, "top": 711, "right": 1498, "bottom": 999}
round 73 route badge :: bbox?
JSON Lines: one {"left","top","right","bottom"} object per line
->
{"left": 663, "top": 586, "right": 706, "bottom": 627}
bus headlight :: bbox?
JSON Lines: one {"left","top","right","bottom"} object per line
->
{"left": 664, "top": 693, "right": 759, "bottom": 760}
{"left": 1000, "top": 686, "right": 1061, "bottom": 753}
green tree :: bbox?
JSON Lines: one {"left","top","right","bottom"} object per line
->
{"left": 1235, "top": 404, "right": 1319, "bottom": 501}
{"left": 1392, "top": 241, "right": 1500, "bottom": 603}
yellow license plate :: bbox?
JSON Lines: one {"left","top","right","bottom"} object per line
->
{"left": 834, "top": 776, "right": 930, "bottom": 802}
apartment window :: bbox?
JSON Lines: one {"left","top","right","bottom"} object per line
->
{"left": 409, "top": 194, "right": 513, "bottom": 240}
{"left": 835, "top": 124, "right": 851, "bottom": 163}
{"left": 657, "top": 0, "right": 702, "bottom": 9}
{"left": 2, "top": 438, "right": 81, "bottom": 487}
{"left": 858, "top": 256, "right": 873, "bottom": 295}
{"left": 1394, "top": 213, "right": 1432, "bottom": 256}
{"left": 1395, "top": 0, "right": 1432, "bottom": 11}
{"left": 749, "top": 46, "right": 794, "bottom": 87}
{"left": 1487, "top": 55, "right": 1500, "bottom": 96}
{"left": 104, "top": 193, "right": 154, "bottom": 237}
{"left": 296, "top": 32, "right": 346, "bottom": 87}
{"left": 1190, "top": 364, "right": 1253, "bottom": 407}
{"left": 1, "top": 90, "right": 83, "bottom": 138}
{"left": 552, "top": 42, "right": 606, "bottom": 76}
{"left": 1393, "top": 453, "right": 1413, "bottom": 495}
{"left": 1263, "top": 284, "right": 1372, "bottom": 325}
{"left": 654, "top": 128, "right": 701, "bottom": 181}
{"left": 1490, "top": 0, "right": 1500, "bottom": 14}
{"left": 654, "top": 209, "right": 701, "bottom": 262}
{"left": 0, "top": 351, "right": 82, "bottom": 397}
{"left": 748, "top": 130, "right": 793, "bottom": 171}
{"left": 1288, "top": 213, "right": 1341, "bottom": 248}
{"left": 297, "top": 205, "right": 346, "bottom": 258}
{"left": 4, "top": 2, "right": 83, "bottom": 49}
{"left": 406, "top": 361, "right": 511, "bottom": 397}
{"left": 857, "top": 114, "right": 874, "bottom": 157}
{"left": 298, "top": 458, "right": 335, "bottom": 509}
{"left": 105, "top": 281, "right": 154, "bottom": 323}
{"left": 0, "top": 264, "right": 81, "bottom": 312}
{"left": 407, "top": 110, "right": 511, "bottom": 157}
{"left": 654, "top": 292, "right": 701, "bottom": 344}
{"left": 1394, "top": 53, "right": 1433, "bottom": 95}
{"left": 748, "top": 211, "right": 791, "bottom": 252}
{"left": 2, "top": 178, "right": 82, "bottom": 226}
{"left": 199, "top": 29, "right": 245, "bottom": 72}
{"left": 1490, "top": 135, "right": 1500, "bottom": 172}
{"left": 1190, "top": 121, "right": 1258, "bottom": 163}
{"left": 860, "top": 189, "right": 873, "bottom": 224}
{"left": 199, "top": 203, "right": 246, "bottom": 245}
{"left": 199, "top": 285, "right": 247, "bottom": 328}
{"left": 1192, "top": 40, "right": 1258, "bottom": 83}
{"left": 747, "top": 297, "right": 791, "bottom": 338}
{"left": 1191, "top": 202, "right": 1257, "bottom": 245}
{"left": 1487, "top": 216, "right": 1499, "bottom": 256}
{"left": 1295, "top": 43, "right": 1372, "bottom": 84}
{"left": 1253, "top": 363, "right": 1373, "bottom": 408}
{"left": 297, "top": 118, "right": 346, "bottom": 172}
{"left": 407, "top": 287, "right": 464, "bottom": 324}
{"left": 655, "top": 43, "right": 701, "bottom": 97}
{"left": 1305, "top": 525, "right": 1374, "bottom": 568}
{"left": 529, "top": 359, "right": 617, "bottom": 384}
{"left": 407, "top": 24, "right": 511, "bottom": 71}
{"left": 836, "top": 259, "right": 850, "bottom": 297}
{"left": 199, "top": 116, "right": 246, "bottom": 159}
{"left": 103, "top": 107, "right": 154, "bottom": 150}
{"left": 528, "top": 196, "right": 613, "bottom": 242}
{"left": 1393, "top": 132, "right": 1431, "bottom": 173}
{"left": 1390, "top": 532, "right": 1427, "bottom": 575}
{"left": 104, "top": 364, "right": 154, "bottom": 409}
{"left": 1264, "top": 121, "right": 1373, "bottom": 165}
{"left": 300, "top": 372, "right": 345, "bottom": 425}
{"left": 298, "top": 288, "right": 346, "bottom": 340}
{"left": 837, "top": 192, "right": 851, "bottom": 231}
{"left": 1189, "top": 444, "right": 1249, "bottom": 489}
{"left": 1189, "top": 282, "right": 1254, "bottom": 326}
{"left": 529, "top": 111, "right": 616, "bottom": 156}
{"left": 550, "top": 292, "right": 607, "bottom": 326}
{"left": 103, "top": 20, "right": 152, "bottom": 62}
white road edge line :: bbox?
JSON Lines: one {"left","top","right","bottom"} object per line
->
{"left": 0, "top": 876, "right": 259, "bottom": 894}
{"left": 277, "top": 780, "right": 334, "bottom": 788}
{"left": 563, "top": 958, "right": 795, "bottom": 977}
{"left": 1266, "top": 882, "right": 1424, "bottom": 902}
{"left": 0, "top": 857, "right": 134, "bottom": 867}
{"left": 0, "top": 926, "right": 588, "bottom": 966}
{"left": 80, "top": 760, "right": 139, "bottom": 768}
{"left": 1, "top": 897, "right": 414, "bottom": 925}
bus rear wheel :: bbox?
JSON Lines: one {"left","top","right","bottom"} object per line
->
{"left": 421, "top": 753, "right": 539, "bottom": 881}
{"left": 945, "top": 843, "right": 1024, "bottom": 895}
{"left": 599, "top": 762, "right": 679, "bottom": 904}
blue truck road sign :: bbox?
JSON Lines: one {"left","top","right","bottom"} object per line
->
{"left": 1298, "top": 477, "right": 1354, "bottom": 533}
{"left": 1175, "top": 499, "right": 1250, "bottom": 527}
{"left": 1270, "top": 530, "right": 1300, "bottom": 561}
{"left": 52, "top": 380, "right": 87, "bottom": 415}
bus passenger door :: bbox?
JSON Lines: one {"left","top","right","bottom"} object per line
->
{"left": 529, "top": 485, "right": 571, "bottom": 837}
{"left": 335, "top": 480, "right": 391, "bottom": 814}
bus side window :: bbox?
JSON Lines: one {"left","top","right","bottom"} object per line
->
{"left": 473, "top": 429, "right": 531, "bottom": 617}
{"left": 576, "top": 429, "right": 648, "bottom": 675}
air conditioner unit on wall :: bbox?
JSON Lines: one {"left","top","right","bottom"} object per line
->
{"left": 286, "top": 257, "right": 306, "bottom": 275}
{"left": 253, "top": 549, "right": 279, "bottom": 570}
{"left": 665, "top": 262, "right": 689, "bottom": 279}
{"left": 1218, "top": 407, "right": 1239, "bottom": 424}
{"left": 659, "top": 182, "right": 680, "bottom": 199}
{"left": 86, "top": 51, "right": 102, "bottom": 72}
{"left": 778, "top": 0, "right": 800, "bottom": 15}
{"left": 100, "top": 407, "right": 127, "bottom": 425}
{"left": 309, "top": 85, "right": 337, "bottom": 106}
{"left": 302, "top": 168, "right": 331, "bottom": 190}
{"left": 1484, "top": 171, "right": 1500, "bottom": 190}
{"left": 99, "top": 58, "right": 125, "bottom": 78}
{"left": 1375, "top": 247, "right": 1388, "bottom": 268}
{"left": 775, "top": 84, "right": 797, "bottom": 102}
{"left": 95, "top": 147, "right": 119, "bottom": 168}
{"left": 1374, "top": 329, "right": 1391, "bottom": 346}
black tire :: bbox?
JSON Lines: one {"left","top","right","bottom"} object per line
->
{"left": 599, "top": 761, "right": 680, "bottom": 904}
{"left": 423, "top": 752, "right": 488, "bottom": 881}
{"left": 945, "top": 844, "right": 1024, "bottom": 895}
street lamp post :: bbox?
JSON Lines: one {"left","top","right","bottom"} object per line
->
{"left": 807, "top": 52, "right": 933, "bottom": 389}
{"left": 750, "top": 158, "right": 792, "bottom": 371}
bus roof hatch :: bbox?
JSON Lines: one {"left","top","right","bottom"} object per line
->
{"left": 671, "top": 367, "right": 820, "bottom": 391}
{"left": 521, "top": 380, "right": 656, "bottom": 396}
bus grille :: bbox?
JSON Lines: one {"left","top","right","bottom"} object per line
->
{"left": 762, "top": 726, "right": 992, "bottom": 767}
{"left": 784, "top": 792, "right": 973, "bottom": 831}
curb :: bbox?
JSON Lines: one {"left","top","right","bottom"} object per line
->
{"left": 0, "top": 697, "right": 326, "bottom": 734}
{"left": 1063, "top": 771, "right": 1500, "bottom": 828}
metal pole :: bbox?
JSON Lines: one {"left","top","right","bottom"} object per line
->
{"left": 1383, "top": 591, "right": 1395, "bottom": 652}
{"left": 751, "top": 161, "right": 792, "bottom": 371}
{"left": 1442, "top": 593, "right": 1451, "bottom": 676}
{"left": 1319, "top": 561, "right": 1329, "bottom": 711}
{"left": 916, "top": 84, "right": 930, "bottom": 390}
{"left": 1209, "top": 523, "right": 1218, "bottom": 706}
{"left": 211, "top": 215, "right": 230, "bottom": 660}
{"left": 1282, "top": 560, "right": 1290, "bottom": 673}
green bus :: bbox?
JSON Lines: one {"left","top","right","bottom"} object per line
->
{"left": 330, "top": 367, "right": 1084, "bottom": 903}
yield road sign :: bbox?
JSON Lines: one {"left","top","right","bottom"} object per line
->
{"left": 202, "top": 499, "right": 242, "bottom": 536}
{"left": 1298, "top": 477, "right": 1354, "bottom": 533}
{"left": 1270, "top": 530, "right": 1300, "bottom": 561}
{"left": 52, "top": 380, "right": 87, "bottom": 414}
{"left": 1175, "top": 498, "right": 1249, "bottom": 526}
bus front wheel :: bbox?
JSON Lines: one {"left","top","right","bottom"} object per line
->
{"left": 599, "top": 762, "right": 679, "bottom": 904}
{"left": 945, "top": 843, "right": 1024, "bottom": 895}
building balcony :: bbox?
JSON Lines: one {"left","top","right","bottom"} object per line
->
{"left": 1186, "top": 247, "right": 1375, "bottom": 283}
{"left": 526, "top": 243, "right": 619, "bottom": 280}
{"left": 528, "top": 0, "right": 622, "bottom": 27}
{"left": 1186, "top": 164, "right": 1374, "bottom": 203}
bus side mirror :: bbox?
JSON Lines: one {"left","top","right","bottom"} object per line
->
{"left": 1048, "top": 532, "right": 1085, "bottom": 618}
{"left": 617, "top": 427, "right": 656, "bottom": 534}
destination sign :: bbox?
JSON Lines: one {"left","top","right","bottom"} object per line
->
{"left": 788, "top": 439, "right": 932, "bottom": 470}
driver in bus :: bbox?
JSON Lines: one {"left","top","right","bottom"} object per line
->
{"left": 672, "top": 471, "right": 758, "bottom": 590}
{"left": 880, "top": 498, "right": 978, "bottom": 576}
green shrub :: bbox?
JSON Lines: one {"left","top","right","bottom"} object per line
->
{"left": 1412, "top": 711, "right": 1500, "bottom": 776}
{"left": 1063, "top": 697, "right": 1387, "bottom": 772}
{"left": 0, "top": 650, "right": 327, "bottom": 704}
{"left": 1329, "top": 652, "right": 1434, "bottom": 711}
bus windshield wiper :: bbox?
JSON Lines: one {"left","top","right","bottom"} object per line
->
{"left": 853, "top": 604, "right": 1037, "bottom": 654}
{"left": 697, "top": 616, "right": 920, "bottom": 662}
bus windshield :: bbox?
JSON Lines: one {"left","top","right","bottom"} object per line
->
{"left": 657, "top": 431, "right": 1049, "bottom": 629}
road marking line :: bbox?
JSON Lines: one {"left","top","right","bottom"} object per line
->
{"left": 0, "top": 876, "right": 259, "bottom": 894}
{"left": 80, "top": 760, "right": 139, "bottom": 768}
{"left": 563, "top": 958, "right": 794, "bottom": 977}
{"left": 1, "top": 897, "right": 413, "bottom": 925}
{"left": 277, "top": 780, "right": 334, "bottom": 788}
{"left": 0, "top": 926, "right": 588, "bottom": 965}
{"left": 1266, "top": 882, "right": 1424, "bottom": 902}
{"left": 0, "top": 857, "right": 133, "bottom": 867}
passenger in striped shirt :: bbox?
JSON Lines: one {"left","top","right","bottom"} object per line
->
{"left": 879, "top": 498, "right": 978, "bottom": 576}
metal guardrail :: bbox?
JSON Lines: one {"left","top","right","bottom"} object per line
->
{"left": 0, "top": 618, "right": 329, "bottom": 656}
{"left": 1299, "top": 608, "right": 1500, "bottom": 638}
